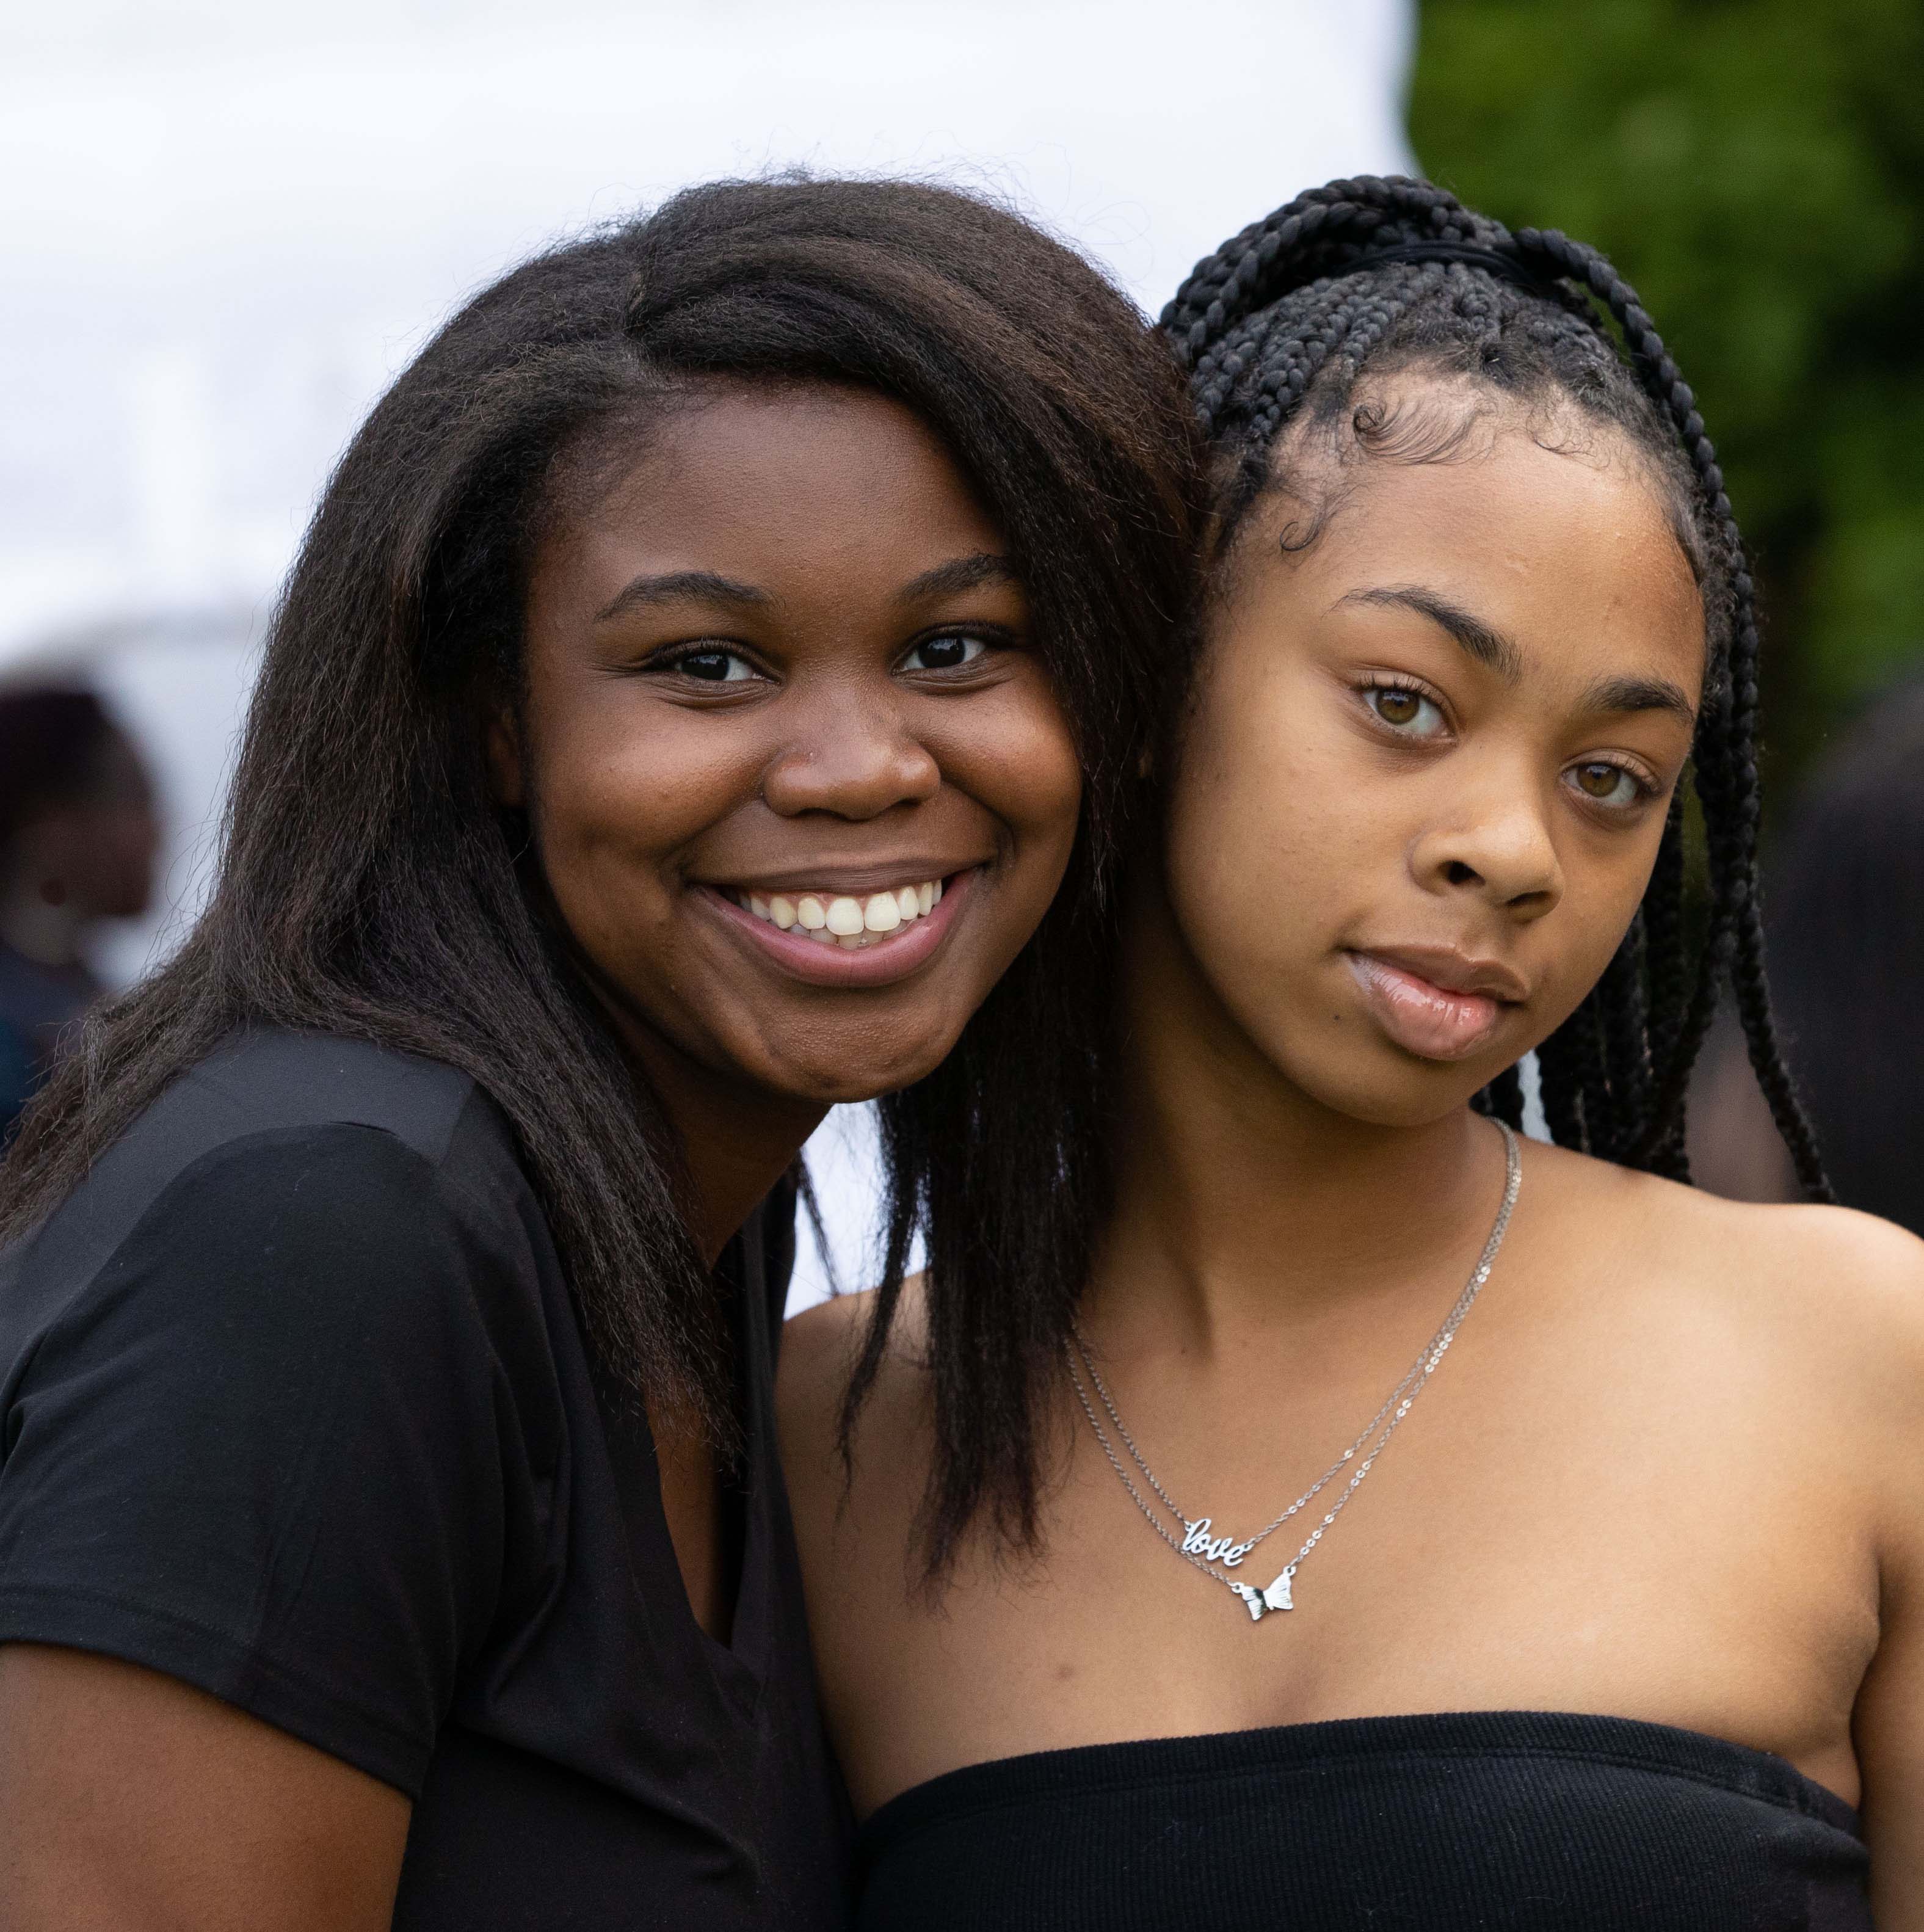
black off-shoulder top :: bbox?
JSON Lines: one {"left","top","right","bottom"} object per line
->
{"left": 854, "top": 1710, "right": 1869, "bottom": 1930}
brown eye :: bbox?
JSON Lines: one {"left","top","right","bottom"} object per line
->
{"left": 659, "top": 647, "right": 757, "bottom": 683}
{"left": 1572, "top": 762, "right": 1638, "bottom": 807}
{"left": 901, "top": 633, "right": 989, "bottom": 673}
{"left": 1366, "top": 685, "right": 1443, "bottom": 735}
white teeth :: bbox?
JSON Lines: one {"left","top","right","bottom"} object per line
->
{"left": 733, "top": 876, "right": 949, "bottom": 945}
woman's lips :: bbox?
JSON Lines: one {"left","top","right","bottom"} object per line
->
{"left": 701, "top": 867, "right": 976, "bottom": 989}
{"left": 1345, "top": 950, "right": 1512, "bottom": 1062}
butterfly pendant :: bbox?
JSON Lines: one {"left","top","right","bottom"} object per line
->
{"left": 1229, "top": 1569, "right": 1294, "bottom": 1621}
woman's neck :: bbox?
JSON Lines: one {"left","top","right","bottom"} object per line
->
{"left": 604, "top": 1003, "right": 827, "bottom": 1271}
{"left": 1093, "top": 876, "right": 1506, "bottom": 1351}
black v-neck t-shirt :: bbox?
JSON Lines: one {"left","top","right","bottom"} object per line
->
{"left": 0, "top": 1030, "right": 851, "bottom": 1929}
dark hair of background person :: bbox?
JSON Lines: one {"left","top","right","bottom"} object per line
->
{"left": 0, "top": 689, "right": 119, "bottom": 848}
{"left": 866, "top": 173, "right": 1832, "bottom": 1582}
{"left": 0, "top": 176, "right": 1206, "bottom": 1435}
{"left": 1748, "top": 677, "right": 1924, "bottom": 1232}
{"left": 0, "top": 686, "right": 156, "bottom": 1146}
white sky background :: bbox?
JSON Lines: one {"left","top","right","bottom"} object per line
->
{"left": 0, "top": 0, "right": 1415, "bottom": 1302}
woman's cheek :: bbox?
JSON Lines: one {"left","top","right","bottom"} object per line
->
{"left": 1175, "top": 711, "right": 1338, "bottom": 919}
{"left": 1526, "top": 891, "right": 1642, "bottom": 1047}
{"left": 940, "top": 688, "right": 1082, "bottom": 850}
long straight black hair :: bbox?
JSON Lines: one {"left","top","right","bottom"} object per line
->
{"left": 869, "top": 175, "right": 1829, "bottom": 1578}
{"left": 0, "top": 177, "right": 1205, "bottom": 1431}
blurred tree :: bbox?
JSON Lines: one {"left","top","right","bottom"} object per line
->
{"left": 1410, "top": 0, "right": 1924, "bottom": 786}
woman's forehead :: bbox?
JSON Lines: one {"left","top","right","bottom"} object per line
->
{"left": 1229, "top": 418, "right": 1707, "bottom": 690}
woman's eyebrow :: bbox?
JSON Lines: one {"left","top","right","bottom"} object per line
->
{"left": 595, "top": 570, "right": 770, "bottom": 623}
{"left": 1582, "top": 673, "right": 1698, "bottom": 726}
{"left": 896, "top": 552, "right": 1020, "bottom": 604}
{"left": 1337, "top": 585, "right": 1524, "bottom": 682}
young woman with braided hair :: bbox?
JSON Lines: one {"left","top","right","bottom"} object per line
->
{"left": 782, "top": 178, "right": 1924, "bottom": 1928}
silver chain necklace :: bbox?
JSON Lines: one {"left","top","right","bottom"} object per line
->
{"left": 1068, "top": 1120, "right": 1521, "bottom": 1623}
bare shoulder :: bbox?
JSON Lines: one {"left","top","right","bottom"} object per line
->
{"left": 779, "top": 1288, "right": 871, "bottom": 1408}
{"left": 779, "top": 1277, "right": 929, "bottom": 1424}
{"left": 1525, "top": 1134, "right": 1924, "bottom": 1386}
{"left": 777, "top": 1280, "right": 934, "bottom": 1528}
{"left": 775, "top": 1289, "right": 873, "bottom": 1481}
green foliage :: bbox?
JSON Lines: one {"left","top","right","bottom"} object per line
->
{"left": 1410, "top": 0, "right": 1924, "bottom": 779}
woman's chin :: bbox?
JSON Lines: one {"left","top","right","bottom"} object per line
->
{"left": 747, "top": 1037, "right": 960, "bottom": 1111}
{"left": 1293, "top": 1050, "right": 1500, "bottom": 1131}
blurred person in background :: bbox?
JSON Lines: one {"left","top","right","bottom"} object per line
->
{"left": 0, "top": 688, "right": 157, "bottom": 1143}
{"left": 1692, "top": 677, "right": 1924, "bottom": 1232}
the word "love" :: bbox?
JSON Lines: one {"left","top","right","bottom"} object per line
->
{"left": 1180, "top": 1517, "right": 1256, "bottom": 1568}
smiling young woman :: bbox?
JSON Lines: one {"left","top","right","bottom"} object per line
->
{"left": 780, "top": 180, "right": 1924, "bottom": 1929}
{"left": 0, "top": 180, "right": 1202, "bottom": 1930}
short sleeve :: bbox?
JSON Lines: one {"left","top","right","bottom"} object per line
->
{"left": 0, "top": 1124, "right": 537, "bottom": 1796}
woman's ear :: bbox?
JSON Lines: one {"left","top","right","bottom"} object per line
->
{"left": 485, "top": 707, "right": 525, "bottom": 808}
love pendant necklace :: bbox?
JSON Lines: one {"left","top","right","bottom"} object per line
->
{"left": 1067, "top": 1119, "right": 1521, "bottom": 1624}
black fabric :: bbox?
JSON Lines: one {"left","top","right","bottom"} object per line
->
{"left": 855, "top": 1710, "right": 1870, "bottom": 1930}
{"left": 0, "top": 1028, "right": 849, "bottom": 1931}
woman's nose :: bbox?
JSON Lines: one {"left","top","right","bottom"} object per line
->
{"left": 1409, "top": 788, "right": 1564, "bottom": 920}
{"left": 760, "top": 687, "right": 942, "bottom": 822}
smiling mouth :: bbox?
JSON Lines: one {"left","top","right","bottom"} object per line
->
{"left": 718, "top": 877, "right": 946, "bottom": 951}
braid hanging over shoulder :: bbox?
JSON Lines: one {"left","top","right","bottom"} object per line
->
{"left": 1161, "top": 176, "right": 1830, "bottom": 1199}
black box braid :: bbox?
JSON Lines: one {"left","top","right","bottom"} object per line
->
{"left": 1162, "top": 176, "right": 1829, "bottom": 1198}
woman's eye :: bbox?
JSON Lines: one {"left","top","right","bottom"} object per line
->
{"left": 669, "top": 648, "right": 757, "bottom": 684}
{"left": 1367, "top": 685, "right": 1445, "bottom": 736}
{"left": 901, "top": 633, "right": 989, "bottom": 674}
{"left": 1569, "top": 761, "right": 1644, "bottom": 810}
